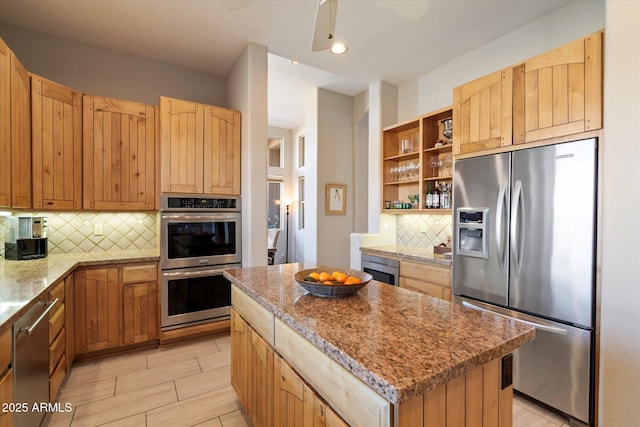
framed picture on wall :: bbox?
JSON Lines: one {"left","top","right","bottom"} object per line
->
{"left": 326, "top": 183, "right": 346, "bottom": 215}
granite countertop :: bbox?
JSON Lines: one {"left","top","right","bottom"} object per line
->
{"left": 0, "top": 249, "right": 160, "bottom": 334}
{"left": 361, "top": 244, "right": 452, "bottom": 266}
{"left": 224, "top": 263, "right": 535, "bottom": 404}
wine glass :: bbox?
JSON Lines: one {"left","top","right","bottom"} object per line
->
{"left": 428, "top": 156, "right": 441, "bottom": 177}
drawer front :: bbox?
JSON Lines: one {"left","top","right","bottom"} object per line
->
{"left": 49, "top": 354, "right": 67, "bottom": 402}
{"left": 48, "top": 302, "right": 65, "bottom": 345}
{"left": 400, "top": 260, "right": 451, "bottom": 286}
{"left": 48, "top": 280, "right": 65, "bottom": 304}
{"left": 122, "top": 264, "right": 158, "bottom": 283}
{"left": 49, "top": 327, "right": 66, "bottom": 374}
{"left": 0, "top": 368, "right": 14, "bottom": 427}
{"left": 401, "top": 278, "right": 447, "bottom": 300}
{"left": 232, "top": 285, "right": 275, "bottom": 346}
{"left": 0, "top": 330, "right": 11, "bottom": 373}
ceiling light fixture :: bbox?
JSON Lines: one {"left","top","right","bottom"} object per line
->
{"left": 330, "top": 41, "right": 348, "bottom": 55}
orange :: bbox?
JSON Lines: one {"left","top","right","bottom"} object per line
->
{"left": 318, "top": 272, "right": 332, "bottom": 282}
{"left": 308, "top": 272, "right": 320, "bottom": 281}
{"left": 345, "top": 276, "right": 362, "bottom": 285}
{"left": 332, "top": 272, "right": 347, "bottom": 283}
{"left": 322, "top": 280, "right": 334, "bottom": 285}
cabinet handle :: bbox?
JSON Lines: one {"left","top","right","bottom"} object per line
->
{"left": 19, "top": 298, "right": 59, "bottom": 335}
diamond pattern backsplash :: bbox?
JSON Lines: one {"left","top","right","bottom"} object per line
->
{"left": 396, "top": 214, "right": 453, "bottom": 247}
{"left": 0, "top": 212, "right": 158, "bottom": 257}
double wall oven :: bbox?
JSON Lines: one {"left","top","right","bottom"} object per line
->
{"left": 160, "top": 195, "right": 241, "bottom": 331}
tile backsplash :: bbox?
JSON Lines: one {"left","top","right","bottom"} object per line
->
{"left": 396, "top": 214, "right": 452, "bottom": 247}
{"left": 0, "top": 212, "right": 158, "bottom": 257}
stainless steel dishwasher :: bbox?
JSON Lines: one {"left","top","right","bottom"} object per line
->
{"left": 13, "top": 297, "right": 59, "bottom": 427}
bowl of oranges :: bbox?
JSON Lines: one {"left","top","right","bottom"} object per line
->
{"left": 294, "top": 268, "right": 373, "bottom": 298}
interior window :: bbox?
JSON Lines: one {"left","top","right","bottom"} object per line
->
{"left": 268, "top": 138, "right": 283, "bottom": 168}
{"left": 268, "top": 181, "right": 283, "bottom": 229}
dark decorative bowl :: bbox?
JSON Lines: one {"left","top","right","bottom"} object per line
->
{"left": 294, "top": 268, "right": 372, "bottom": 298}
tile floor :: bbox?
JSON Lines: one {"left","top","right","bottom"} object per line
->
{"left": 44, "top": 332, "right": 570, "bottom": 427}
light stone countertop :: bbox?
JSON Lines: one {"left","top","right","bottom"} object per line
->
{"left": 0, "top": 249, "right": 160, "bottom": 335}
{"left": 361, "top": 244, "right": 452, "bottom": 266}
{"left": 224, "top": 263, "right": 535, "bottom": 404}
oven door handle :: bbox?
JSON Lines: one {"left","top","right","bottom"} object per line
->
{"left": 162, "top": 268, "right": 228, "bottom": 278}
{"left": 161, "top": 214, "right": 240, "bottom": 221}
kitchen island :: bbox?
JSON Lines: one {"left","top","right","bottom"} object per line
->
{"left": 224, "top": 263, "right": 535, "bottom": 427}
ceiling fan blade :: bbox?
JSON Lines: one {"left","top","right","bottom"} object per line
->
{"left": 311, "top": 0, "right": 338, "bottom": 52}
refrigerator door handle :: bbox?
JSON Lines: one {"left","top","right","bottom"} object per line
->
{"left": 510, "top": 180, "right": 525, "bottom": 275}
{"left": 495, "top": 183, "right": 508, "bottom": 271}
{"left": 462, "top": 301, "right": 567, "bottom": 335}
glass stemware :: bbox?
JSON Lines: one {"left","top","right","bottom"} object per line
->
{"left": 428, "top": 155, "right": 440, "bottom": 177}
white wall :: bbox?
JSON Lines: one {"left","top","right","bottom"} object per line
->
{"left": 302, "top": 89, "right": 319, "bottom": 263}
{"left": 398, "top": 0, "right": 605, "bottom": 121}
{"left": 227, "top": 43, "right": 268, "bottom": 267}
{"left": 316, "top": 88, "right": 354, "bottom": 267}
{"left": 599, "top": 1, "right": 640, "bottom": 425}
{"left": 292, "top": 124, "right": 307, "bottom": 263}
{"left": 0, "top": 24, "right": 226, "bottom": 107}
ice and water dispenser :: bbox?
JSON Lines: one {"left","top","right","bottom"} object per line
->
{"left": 456, "top": 208, "right": 489, "bottom": 259}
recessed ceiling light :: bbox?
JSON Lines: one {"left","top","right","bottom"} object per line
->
{"left": 330, "top": 41, "right": 347, "bottom": 55}
{"left": 289, "top": 59, "right": 299, "bottom": 64}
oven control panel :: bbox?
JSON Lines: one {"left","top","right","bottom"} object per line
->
{"left": 161, "top": 195, "right": 241, "bottom": 211}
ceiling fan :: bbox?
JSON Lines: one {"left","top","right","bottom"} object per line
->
{"left": 310, "top": 0, "right": 434, "bottom": 53}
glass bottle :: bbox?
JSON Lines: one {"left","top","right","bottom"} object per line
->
{"left": 432, "top": 181, "right": 440, "bottom": 209}
{"left": 425, "top": 183, "right": 433, "bottom": 209}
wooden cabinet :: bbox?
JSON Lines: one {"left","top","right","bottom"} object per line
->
{"left": 31, "top": 74, "right": 83, "bottom": 210}
{"left": 274, "top": 353, "right": 348, "bottom": 427}
{"left": 64, "top": 273, "right": 75, "bottom": 370}
{"left": 453, "top": 68, "right": 513, "bottom": 156}
{"left": 0, "top": 37, "right": 31, "bottom": 209}
{"left": 83, "top": 95, "right": 158, "bottom": 210}
{"left": 382, "top": 107, "right": 453, "bottom": 213}
{"left": 453, "top": 30, "right": 603, "bottom": 157}
{"left": 47, "top": 280, "right": 67, "bottom": 402}
{"left": 0, "top": 329, "right": 13, "bottom": 427}
{"left": 121, "top": 264, "right": 158, "bottom": 345}
{"left": 75, "top": 263, "right": 159, "bottom": 356}
{"left": 160, "top": 96, "right": 240, "bottom": 195}
{"left": 232, "top": 308, "right": 348, "bottom": 427}
{"left": 74, "top": 266, "right": 121, "bottom": 354}
{"left": 399, "top": 260, "right": 452, "bottom": 301}
{"left": 513, "top": 30, "right": 603, "bottom": 144}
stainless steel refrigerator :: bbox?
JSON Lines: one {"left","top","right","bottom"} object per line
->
{"left": 452, "top": 138, "right": 597, "bottom": 426}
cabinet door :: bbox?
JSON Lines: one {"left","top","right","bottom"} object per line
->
{"left": 160, "top": 96, "right": 204, "bottom": 194}
{"left": 10, "top": 50, "right": 31, "bottom": 208}
{"left": 248, "top": 329, "right": 273, "bottom": 427}
{"left": 0, "top": 369, "right": 14, "bottom": 427}
{"left": 0, "top": 38, "right": 10, "bottom": 208}
{"left": 83, "top": 95, "right": 157, "bottom": 210}
{"left": 514, "top": 31, "right": 603, "bottom": 144}
{"left": 122, "top": 281, "right": 158, "bottom": 345}
{"left": 74, "top": 267, "right": 121, "bottom": 354}
{"left": 65, "top": 273, "right": 75, "bottom": 369}
{"left": 203, "top": 106, "right": 240, "bottom": 195}
{"left": 453, "top": 68, "right": 513, "bottom": 156}
{"left": 231, "top": 309, "right": 250, "bottom": 407}
{"left": 31, "top": 75, "right": 82, "bottom": 210}
{"left": 274, "top": 353, "right": 305, "bottom": 427}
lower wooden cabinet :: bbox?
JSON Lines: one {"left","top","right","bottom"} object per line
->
{"left": 75, "top": 263, "right": 158, "bottom": 356}
{"left": 122, "top": 264, "right": 158, "bottom": 345}
{"left": 0, "top": 329, "right": 13, "bottom": 427}
{"left": 48, "top": 280, "right": 67, "bottom": 401}
{"left": 231, "top": 309, "right": 348, "bottom": 427}
{"left": 399, "top": 260, "right": 452, "bottom": 301}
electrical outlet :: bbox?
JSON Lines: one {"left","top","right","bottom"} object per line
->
{"left": 94, "top": 223, "right": 104, "bottom": 236}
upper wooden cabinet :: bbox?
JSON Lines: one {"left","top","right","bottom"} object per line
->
{"left": 454, "top": 30, "right": 603, "bottom": 156}
{"left": 83, "top": 95, "right": 158, "bottom": 210}
{"left": 513, "top": 30, "right": 603, "bottom": 144}
{"left": 0, "top": 37, "right": 31, "bottom": 209}
{"left": 31, "top": 75, "right": 82, "bottom": 210}
{"left": 453, "top": 68, "right": 513, "bottom": 156}
{"left": 160, "top": 96, "right": 241, "bottom": 195}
